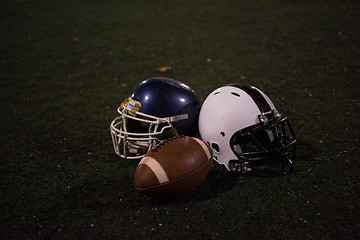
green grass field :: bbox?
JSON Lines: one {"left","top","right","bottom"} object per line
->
{"left": 1, "top": 0, "right": 359, "bottom": 239}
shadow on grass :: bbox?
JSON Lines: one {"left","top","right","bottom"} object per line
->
{"left": 149, "top": 137, "right": 320, "bottom": 205}
{"left": 149, "top": 166, "right": 240, "bottom": 205}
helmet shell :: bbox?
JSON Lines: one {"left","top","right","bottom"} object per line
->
{"left": 198, "top": 83, "right": 277, "bottom": 170}
{"left": 130, "top": 77, "right": 201, "bottom": 136}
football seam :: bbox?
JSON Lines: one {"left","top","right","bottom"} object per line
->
{"left": 134, "top": 157, "right": 212, "bottom": 191}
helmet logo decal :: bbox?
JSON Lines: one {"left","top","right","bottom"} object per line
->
{"left": 120, "top": 97, "right": 141, "bottom": 116}
{"left": 220, "top": 131, "right": 225, "bottom": 137}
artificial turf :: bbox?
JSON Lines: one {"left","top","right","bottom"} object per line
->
{"left": 1, "top": 0, "right": 359, "bottom": 239}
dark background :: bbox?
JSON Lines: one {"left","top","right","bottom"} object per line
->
{"left": 1, "top": 0, "right": 359, "bottom": 239}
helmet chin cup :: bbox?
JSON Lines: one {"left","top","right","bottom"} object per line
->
{"left": 127, "top": 141, "right": 151, "bottom": 155}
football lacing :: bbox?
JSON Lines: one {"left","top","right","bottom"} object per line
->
{"left": 151, "top": 135, "right": 185, "bottom": 152}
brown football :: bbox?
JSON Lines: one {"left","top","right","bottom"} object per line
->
{"left": 133, "top": 135, "right": 213, "bottom": 198}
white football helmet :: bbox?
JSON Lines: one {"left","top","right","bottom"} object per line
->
{"left": 199, "top": 83, "right": 296, "bottom": 175}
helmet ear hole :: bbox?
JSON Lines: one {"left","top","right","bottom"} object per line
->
{"left": 211, "top": 143, "right": 220, "bottom": 153}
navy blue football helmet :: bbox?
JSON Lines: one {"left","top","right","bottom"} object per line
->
{"left": 110, "top": 77, "right": 201, "bottom": 159}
